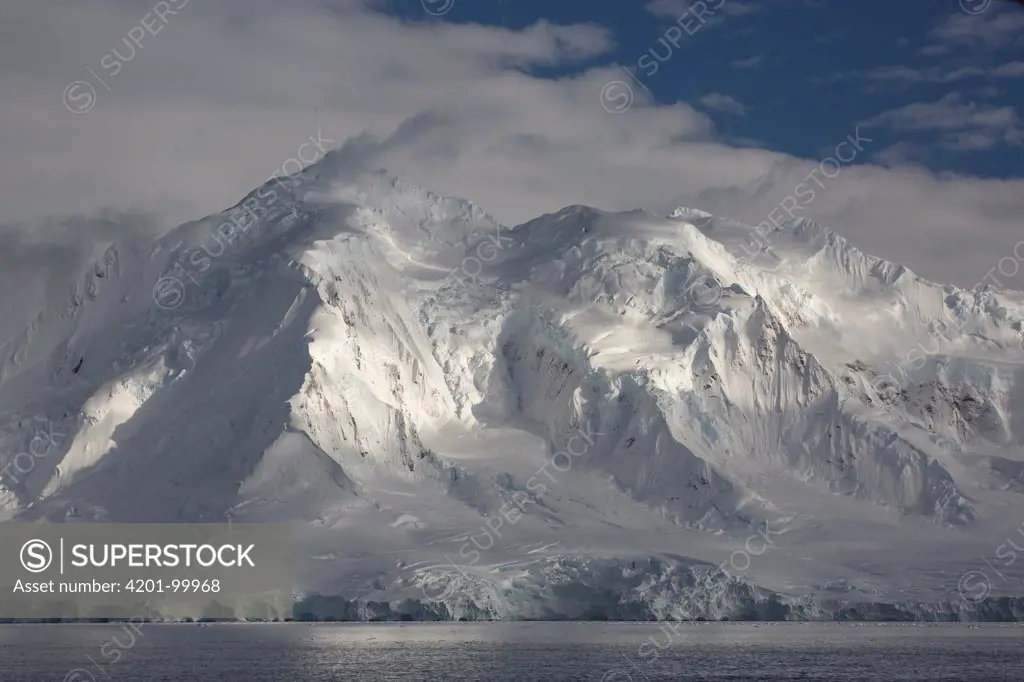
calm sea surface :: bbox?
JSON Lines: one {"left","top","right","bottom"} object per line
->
{"left": 1, "top": 622, "right": 1022, "bottom": 681}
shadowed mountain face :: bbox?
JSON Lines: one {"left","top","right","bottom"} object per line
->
{"left": 2, "top": 154, "right": 1024, "bottom": 620}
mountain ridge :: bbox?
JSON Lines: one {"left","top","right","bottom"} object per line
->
{"left": 2, "top": 158, "right": 1024, "bottom": 620}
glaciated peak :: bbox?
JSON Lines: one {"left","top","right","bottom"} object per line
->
{"left": 538, "top": 204, "right": 606, "bottom": 224}
{"left": 667, "top": 206, "right": 715, "bottom": 222}
{"left": 509, "top": 205, "right": 605, "bottom": 248}
{"left": 782, "top": 216, "right": 828, "bottom": 238}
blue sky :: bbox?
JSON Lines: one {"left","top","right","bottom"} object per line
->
{"left": 404, "top": 0, "right": 1023, "bottom": 179}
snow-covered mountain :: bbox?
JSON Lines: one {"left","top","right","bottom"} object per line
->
{"left": 4, "top": 152, "right": 1024, "bottom": 620}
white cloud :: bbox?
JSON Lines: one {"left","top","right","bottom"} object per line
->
{"left": 869, "top": 93, "right": 1018, "bottom": 132}
{"left": 866, "top": 92, "right": 1022, "bottom": 150}
{"left": 698, "top": 93, "right": 746, "bottom": 115}
{"left": 993, "top": 60, "right": 1024, "bottom": 77}
{"left": 729, "top": 54, "right": 764, "bottom": 69}
{"left": 925, "top": 4, "right": 1024, "bottom": 51}
{"left": 826, "top": 61, "right": 1024, "bottom": 86}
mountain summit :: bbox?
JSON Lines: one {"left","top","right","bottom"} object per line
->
{"left": 2, "top": 157, "right": 1024, "bottom": 620}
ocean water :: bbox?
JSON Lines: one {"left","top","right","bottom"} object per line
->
{"left": 1, "top": 622, "right": 1022, "bottom": 681}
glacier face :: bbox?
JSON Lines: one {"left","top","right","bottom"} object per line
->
{"left": 3, "top": 153, "right": 1024, "bottom": 620}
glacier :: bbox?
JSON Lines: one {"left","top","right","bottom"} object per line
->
{"left": 3, "top": 152, "right": 1024, "bottom": 621}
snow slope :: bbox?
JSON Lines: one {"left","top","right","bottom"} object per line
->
{"left": 3, "top": 153, "right": 1024, "bottom": 620}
